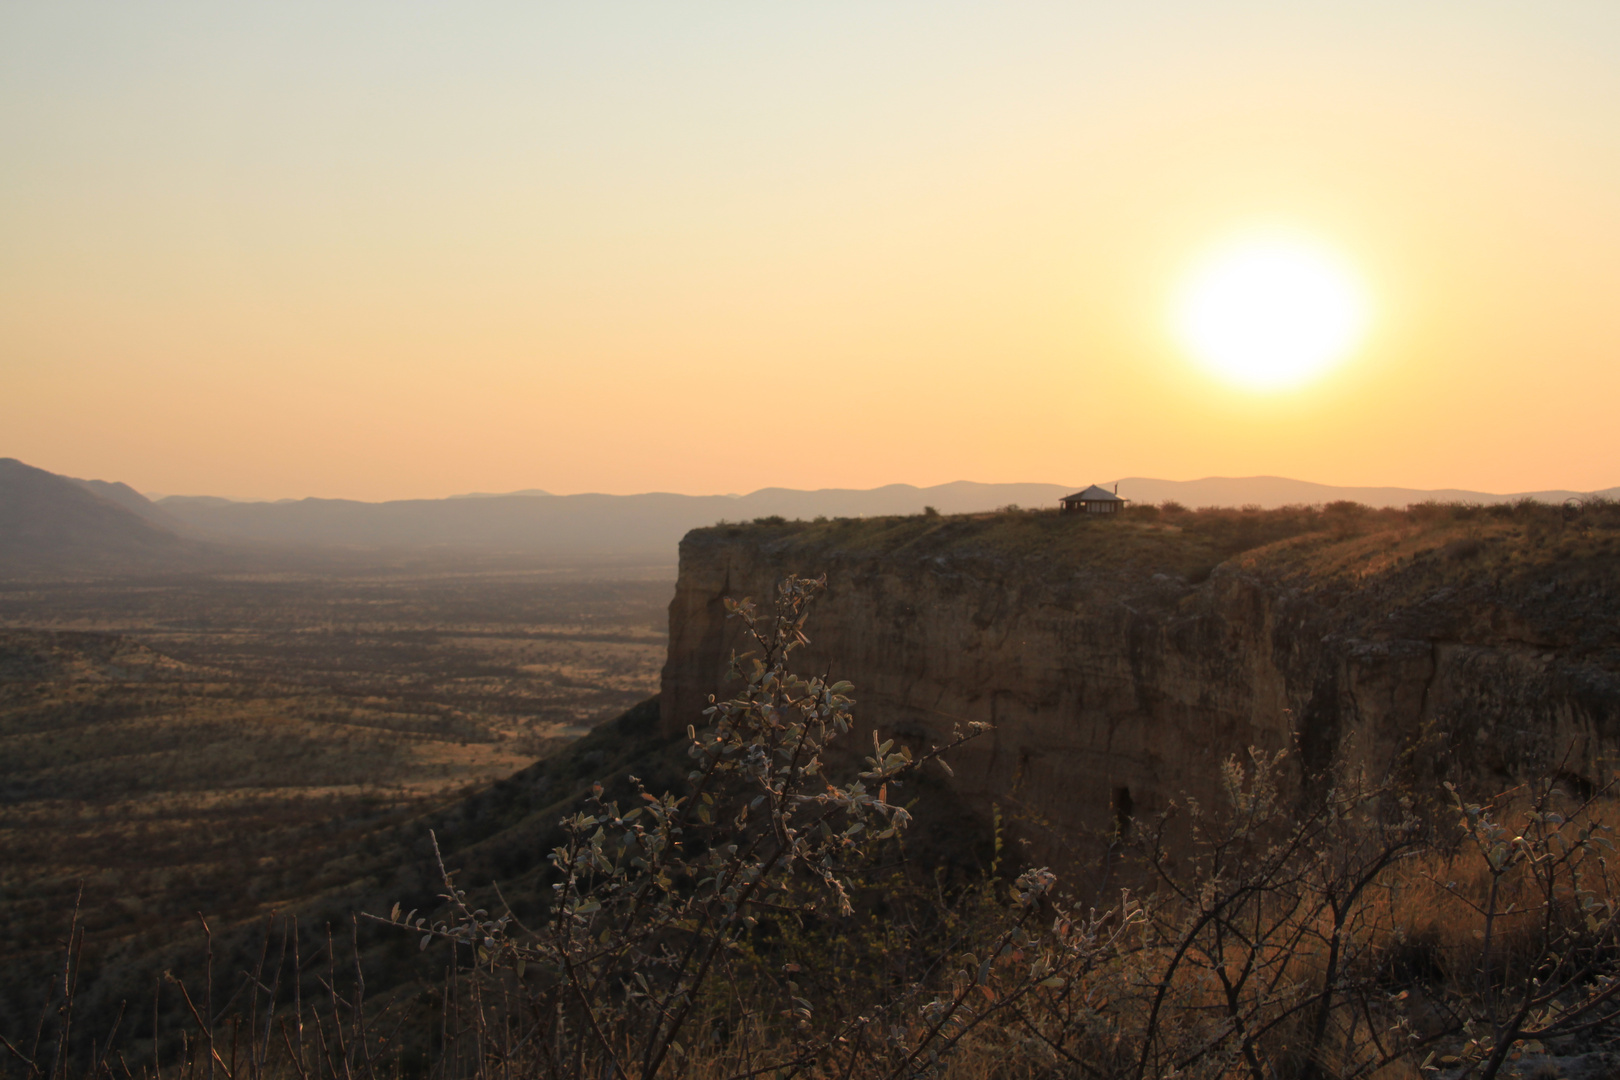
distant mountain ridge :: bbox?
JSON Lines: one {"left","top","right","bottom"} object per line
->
{"left": 1104, "top": 476, "right": 1620, "bottom": 511}
{"left": 145, "top": 475, "right": 1619, "bottom": 558}
{"left": 147, "top": 482, "right": 1078, "bottom": 557}
{"left": 4, "top": 457, "right": 1617, "bottom": 573}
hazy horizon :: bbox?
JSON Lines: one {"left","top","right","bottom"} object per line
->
{"left": 5, "top": 4, "right": 1618, "bottom": 500}
{"left": 114, "top": 472, "right": 1620, "bottom": 506}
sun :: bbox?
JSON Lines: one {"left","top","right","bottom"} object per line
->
{"left": 1172, "top": 234, "right": 1370, "bottom": 390}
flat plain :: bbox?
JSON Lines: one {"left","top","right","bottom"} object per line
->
{"left": 0, "top": 565, "right": 673, "bottom": 997}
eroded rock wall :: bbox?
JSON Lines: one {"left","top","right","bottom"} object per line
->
{"left": 660, "top": 522, "right": 1620, "bottom": 863}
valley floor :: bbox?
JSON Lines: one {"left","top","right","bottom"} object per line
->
{"left": 0, "top": 565, "right": 673, "bottom": 988}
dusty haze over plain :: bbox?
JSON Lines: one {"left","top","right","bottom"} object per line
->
{"left": 4, "top": 3, "right": 1618, "bottom": 500}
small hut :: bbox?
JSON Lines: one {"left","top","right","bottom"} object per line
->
{"left": 1060, "top": 484, "right": 1126, "bottom": 515}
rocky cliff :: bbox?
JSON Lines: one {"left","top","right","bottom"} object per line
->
{"left": 661, "top": 504, "right": 1620, "bottom": 866}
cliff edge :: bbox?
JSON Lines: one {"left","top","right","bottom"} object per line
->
{"left": 662, "top": 503, "right": 1620, "bottom": 864}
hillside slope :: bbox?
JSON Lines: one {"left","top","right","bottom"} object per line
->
{"left": 0, "top": 458, "right": 190, "bottom": 573}
{"left": 68, "top": 475, "right": 190, "bottom": 531}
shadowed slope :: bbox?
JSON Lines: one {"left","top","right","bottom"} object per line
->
{"left": 0, "top": 458, "right": 190, "bottom": 573}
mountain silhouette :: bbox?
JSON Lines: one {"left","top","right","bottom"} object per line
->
{"left": 0, "top": 459, "right": 189, "bottom": 573}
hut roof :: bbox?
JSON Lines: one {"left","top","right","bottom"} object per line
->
{"left": 1061, "top": 485, "right": 1126, "bottom": 503}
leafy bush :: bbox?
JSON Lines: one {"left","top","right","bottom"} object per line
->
{"left": 381, "top": 574, "right": 1035, "bottom": 1077}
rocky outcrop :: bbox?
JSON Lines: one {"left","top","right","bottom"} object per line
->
{"left": 661, "top": 513, "right": 1620, "bottom": 866}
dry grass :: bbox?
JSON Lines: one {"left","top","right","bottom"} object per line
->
{"left": 712, "top": 498, "right": 1620, "bottom": 593}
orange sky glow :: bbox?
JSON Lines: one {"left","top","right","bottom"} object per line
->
{"left": 4, "top": 3, "right": 1618, "bottom": 500}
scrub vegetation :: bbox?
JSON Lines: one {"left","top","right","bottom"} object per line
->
{"left": 0, "top": 568, "right": 671, "bottom": 1058}
{"left": 726, "top": 496, "right": 1620, "bottom": 590}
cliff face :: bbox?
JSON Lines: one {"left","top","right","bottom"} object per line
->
{"left": 661, "top": 509, "right": 1620, "bottom": 861}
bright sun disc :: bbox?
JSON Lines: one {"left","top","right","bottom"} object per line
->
{"left": 1173, "top": 236, "right": 1370, "bottom": 389}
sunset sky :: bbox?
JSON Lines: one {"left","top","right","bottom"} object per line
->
{"left": 4, "top": 3, "right": 1618, "bottom": 501}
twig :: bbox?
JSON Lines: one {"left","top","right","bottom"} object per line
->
{"left": 164, "top": 975, "right": 234, "bottom": 1080}
{"left": 276, "top": 1021, "right": 311, "bottom": 1080}
{"left": 197, "top": 914, "right": 215, "bottom": 1080}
